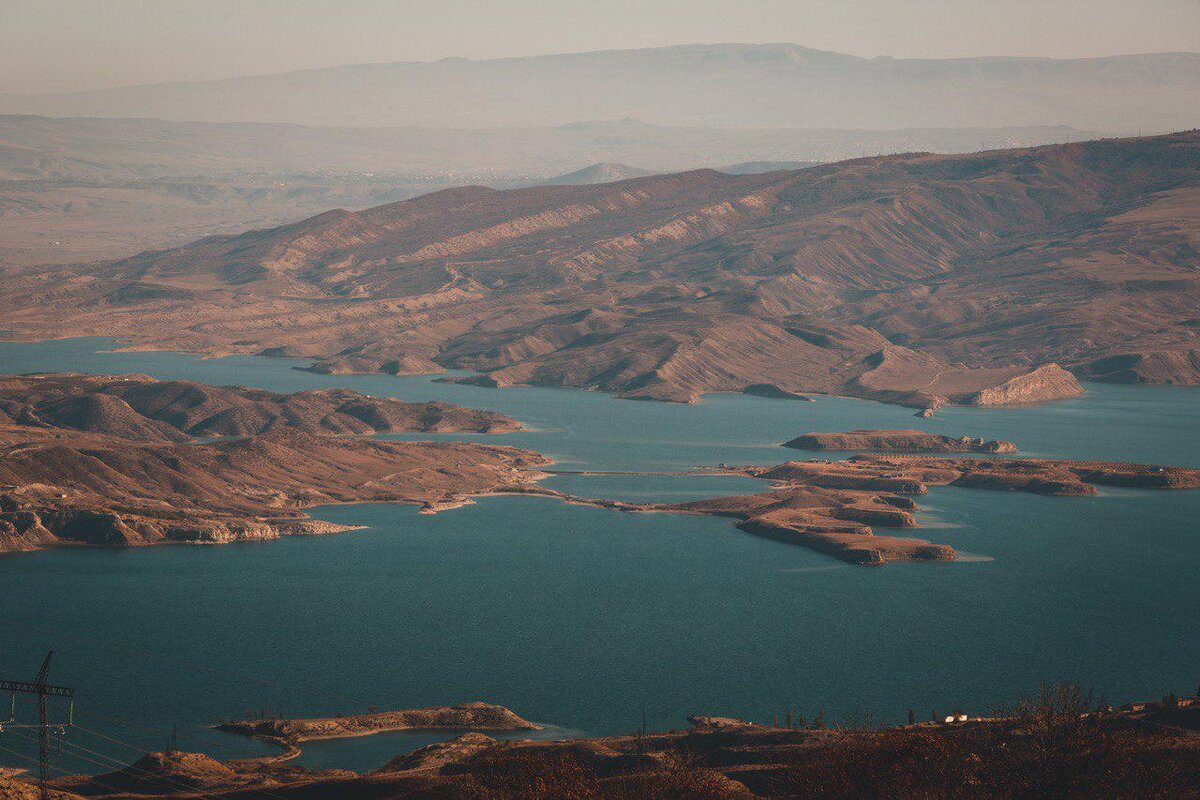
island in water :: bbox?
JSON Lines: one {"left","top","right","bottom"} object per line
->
{"left": 543, "top": 430, "right": 1200, "bottom": 565}
{"left": 784, "top": 429, "right": 1018, "bottom": 454}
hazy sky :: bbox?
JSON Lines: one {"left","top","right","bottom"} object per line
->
{"left": 3, "top": 0, "right": 1198, "bottom": 94}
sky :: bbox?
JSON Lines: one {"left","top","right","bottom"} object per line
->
{"left": 2, "top": 0, "right": 1199, "bottom": 94}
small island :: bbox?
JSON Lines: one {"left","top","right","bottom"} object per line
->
{"left": 785, "top": 429, "right": 1017, "bottom": 453}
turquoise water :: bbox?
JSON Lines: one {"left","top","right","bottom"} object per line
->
{"left": 0, "top": 337, "right": 1198, "bottom": 775}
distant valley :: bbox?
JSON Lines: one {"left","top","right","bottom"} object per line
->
{"left": 0, "top": 114, "right": 1091, "bottom": 265}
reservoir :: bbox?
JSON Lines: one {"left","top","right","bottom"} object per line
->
{"left": 1, "top": 337, "right": 1197, "bottom": 773}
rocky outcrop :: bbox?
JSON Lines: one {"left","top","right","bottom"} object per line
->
{"left": 746, "top": 454, "right": 1200, "bottom": 497}
{"left": 785, "top": 429, "right": 1017, "bottom": 453}
{"left": 958, "top": 364, "right": 1082, "bottom": 406}
{"left": 376, "top": 732, "right": 498, "bottom": 774}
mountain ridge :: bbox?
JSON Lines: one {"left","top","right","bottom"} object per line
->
{"left": 2, "top": 132, "right": 1197, "bottom": 409}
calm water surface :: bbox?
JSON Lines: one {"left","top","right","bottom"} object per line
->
{"left": 0, "top": 337, "right": 1197, "bottom": 773}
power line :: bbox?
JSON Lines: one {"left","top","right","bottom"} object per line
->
{"left": 71, "top": 724, "right": 293, "bottom": 800}
{"left": 0, "top": 651, "right": 75, "bottom": 800}
{"left": 10, "top": 726, "right": 228, "bottom": 800}
{"left": 0, "top": 739, "right": 127, "bottom": 799}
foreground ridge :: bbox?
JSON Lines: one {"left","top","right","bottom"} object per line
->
{"left": 28, "top": 685, "right": 1200, "bottom": 798}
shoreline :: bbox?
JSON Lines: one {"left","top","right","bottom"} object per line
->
{"left": 0, "top": 330, "right": 1108, "bottom": 413}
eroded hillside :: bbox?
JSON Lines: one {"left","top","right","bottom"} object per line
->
{"left": 2, "top": 133, "right": 1197, "bottom": 410}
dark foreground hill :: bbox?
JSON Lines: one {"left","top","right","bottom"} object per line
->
{"left": 2, "top": 132, "right": 1198, "bottom": 409}
{"left": 25, "top": 685, "right": 1200, "bottom": 799}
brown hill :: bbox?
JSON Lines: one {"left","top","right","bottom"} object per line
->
{"left": 0, "top": 375, "right": 541, "bottom": 554}
{"left": 0, "top": 426, "right": 550, "bottom": 553}
{"left": 2, "top": 133, "right": 1198, "bottom": 409}
{"left": 0, "top": 373, "right": 519, "bottom": 440}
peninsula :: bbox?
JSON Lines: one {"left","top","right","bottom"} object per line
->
{"left": 4, "top": 384, "right": 1198, "bottom": 566}
{"left": 542, "top": 444, "right": 1200, "bottom": 565}
{"left": 216, "top": 703, "right": 541, "bottom": 748}
{"left": 0, "top": 374, "right": 546, "bottom": 553}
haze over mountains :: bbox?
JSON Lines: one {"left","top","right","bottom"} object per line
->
{"left": 0, "top": 115, "right": 1097, "bottom": 183}
{"left": 0, "top": 114, "right": 1093, "bottom": 266}
{"left": 3, "top": 43, "right": 1198, "bottom": 132}
{"left": 3, "top": 132, "right": 1197, "bottom": 409}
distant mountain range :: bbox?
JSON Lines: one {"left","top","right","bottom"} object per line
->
{"left": 3, "top": 132, "right": 1197, "bottom": 409}
{"left": 2, "top": 43, "right": 1197, "bottom": 131}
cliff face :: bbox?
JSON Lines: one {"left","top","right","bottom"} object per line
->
{"left": 961, "top": 365, "right": 1082, "bottom": 407}
{"left": 2, "top": 133, "right": 1197, "bottom": 409}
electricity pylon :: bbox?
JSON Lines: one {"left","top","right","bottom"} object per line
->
{"left": 0, "top": 650, "right": 76, "bottom": 800}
